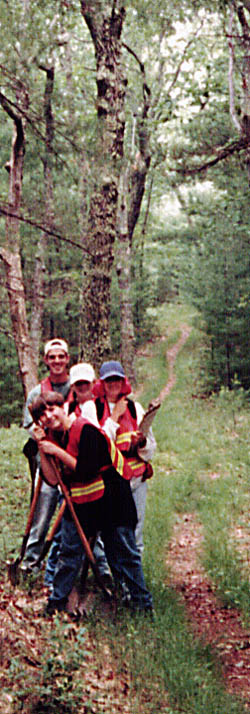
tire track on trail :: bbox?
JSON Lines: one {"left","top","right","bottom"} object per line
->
{"left": 166, "top": 514, "right": 250, "bottom": 707}
{"left": 149, "top": 325, "right": 250, "bottom": 707}
{"left": 158, "top": 325, "right": 192, "bottom": 402}
{"left": 135, "top": 324, "right": 192, "bottom": 403}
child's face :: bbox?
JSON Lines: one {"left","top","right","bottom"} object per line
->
{"left": 73, "top": 380, "right": 93, "bottom": 404}
{"left": 103, "top": 376, "right": 123, "bottom": 403}
{"left": 42, "top": 404, "right": 65, "bottom": 430}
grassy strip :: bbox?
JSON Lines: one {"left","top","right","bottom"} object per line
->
{"left": 0, "top": 425, "right": 30, "bottom": 571}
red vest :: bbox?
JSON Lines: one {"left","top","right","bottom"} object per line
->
{"left": 68, "top": 417, "right": 134, "bottom": 505}
{"left": 41, "top": 376, "right": 73, "bottom": 404}
{"left": 97, "top": 398, "right": 148, "bottom": 479}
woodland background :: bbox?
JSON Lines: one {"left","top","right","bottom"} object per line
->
{"left": 0, "top": 0, "right": 250, "bottom": 425}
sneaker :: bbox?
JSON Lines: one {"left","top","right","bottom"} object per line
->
{"left": 125, "top": 602, "right": 155, "bottom": 620}
{"left": 44, "top": 583, "right": 54, "bottom": 594}
{"left": 101, "top": 573, "right": 114, "bottom": 590}
{"left": 42, "top": 598, "right": 67, "bottom": 617}
{"left": 20, "top": 563, "right": 41, "bottom": 576}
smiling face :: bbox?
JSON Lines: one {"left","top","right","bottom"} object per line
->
{"left": 102, "top": 376, "right": 124, "bottom": 403}
{"left": 44, "top": 347, "right": 69, "bottom": 382}
{"left": 42, "top": 404, "right": 66, "bottom": 431}
{"left": 73, "top": 380, "right": 93, "bottom": 404}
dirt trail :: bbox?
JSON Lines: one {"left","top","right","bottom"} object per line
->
{"left": 159, "top": 325, "right": 192, "bottom": 401}
{"left": 166, "top": 514, "right": 250, "bottom": 706}
{"left": 157, "top": 328, "right": 250, "bottom": 708}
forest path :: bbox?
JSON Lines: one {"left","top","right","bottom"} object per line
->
{"left": 158, "top": 324, "right": 192, "bottom": 401}
{"left": 166, "top": 514, "right": 250, "bottom": 706}
{"left": 157, "top": 327, "right": 250, "bottom": 708}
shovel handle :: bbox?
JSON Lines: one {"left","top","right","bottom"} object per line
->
{"left": 48, "top": 459, "right": 95, "bottom": 564}
{"left": 12, "top": 472, "right": 43, "bottom": 566}
{"left": 47, "top": 458, "right": 112, "bottom": 598}
{"left": 46, "top": 498, "right": 66, "bottom": 542}
{"left": 24, "top": 473, "right": 43, "bottom": 536}
{"left": 34, "top": 499, "right": 66, "bottom": 567}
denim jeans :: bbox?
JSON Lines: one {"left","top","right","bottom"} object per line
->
{"left": 93, "top": 478, "right": 147, "bottom": 575}
{"left": 49, "top": 517, "right": 83, "bottom": 606}
{"left": 48, "top": 517, "right": 152, "bottom": 611}
{"left": 44, "top": 495, "right": 64, "bottom": 586}
{"left": 103, "top": 526, "right": 152, "bottom": 610}
{"left": 22, "top": 471, "right": 60, "bottom": 568}
{"left": 93, "top": 534, "right": 111, "bottom": 576}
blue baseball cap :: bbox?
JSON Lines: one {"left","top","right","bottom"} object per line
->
{"left": 99, "top": 361, "right": 125, "bottom": 380}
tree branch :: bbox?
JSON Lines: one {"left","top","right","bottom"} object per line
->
{"left": 167, "top": 19, "right": 205, "bottom": 95}
{"left": 171, "top": 136, "right": 248, "bottom": 175}
{"left": 0, "top": 204, "right": 97, "bottom": 257}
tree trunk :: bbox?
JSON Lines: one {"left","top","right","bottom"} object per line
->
{"left": 234, "top": 4, "right": 250, "bottom": 178}
{"left": 116, "top": 167, "right": 135, "bottom": 381}
{"left": 116, "top": 44, "right": 152, "bottom": 375}
{"left": 30, "top": 66, "right": 55, "bottom": 362}
{"left": 80, "top": 1, "right": 126, "bottom": 367}
{"left": 0, "top": 92, "right": 38, "bottom": 397}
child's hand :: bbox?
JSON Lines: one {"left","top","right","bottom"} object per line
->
{"left": 39, "top": 440, "right": 57, "bottom": 456}
{"left": 112, "top": 397, "right": 128, "bottom": 422}
{"left": 33, "top": 424, "right": 46, "bottom": 442}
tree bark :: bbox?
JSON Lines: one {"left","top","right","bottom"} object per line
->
{"left": 0, "top": 91, "right": 38, "bottom": 396}
{"left": 116, "top": 166, "right": 135, "bottom": 381}
{"left": 30, "top": 66, "right": 55, "bottom": 362}
{"left": 79, "top": 1, "right": 127, "bottom": 367}
{"left": 236, "top": 3, "right": 250, "bottom": 178}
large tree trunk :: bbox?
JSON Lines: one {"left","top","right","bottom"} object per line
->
{"left": 80, "top": 1, "right": 126, "bottom": 367}
{"left": 236, "top": 3, "right": 250, "bottom": 179}
{"left": 30, "top": 66, "right": 55, "bottom": 362}
{"left": 0, "top": 93, "right": 38, "bottom": 397}
{"left": 116, "top": 167, "right": 135, "bottom": 381}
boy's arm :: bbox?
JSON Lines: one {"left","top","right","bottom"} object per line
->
{"left": 39, "top": 440, "right": 77, "bottom": 472}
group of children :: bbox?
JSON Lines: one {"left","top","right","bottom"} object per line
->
{"left": 22, "top": 338, "right": 156, "bottom": 616}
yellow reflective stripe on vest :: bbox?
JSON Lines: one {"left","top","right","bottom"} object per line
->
{"left": 116, "top": 431, "right": 136, "bottom": 446}
{"left": 110, "top": 439, "right": 124, "bottom": 476}
{"left": 127, "top": 459, "right": 142, "bottom": 471}
{"left": 126, "top": 457, "right": 147, "bottom": 477}
{"left": 71, "top": 478, "right": 104, "bottom": 499}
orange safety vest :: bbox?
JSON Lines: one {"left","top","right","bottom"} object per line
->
{"left": 95, "top": 397, "right": 148, "bottom": 480}
{"left": 69, "top": 419, "right": 134, "bottom": 505}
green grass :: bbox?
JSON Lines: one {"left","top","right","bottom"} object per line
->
{"left": 0, "top": 425, "right": 30, "bottom": 570}
{"left": 1, "top": 300, "right": 250, "bottom": 713}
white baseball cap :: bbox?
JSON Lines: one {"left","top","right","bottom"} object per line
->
{"left": 44, "top": 338, "right": 69, "bottom": 357}
{"left": 70, "top": 363, "right": 96, "bottom": 385}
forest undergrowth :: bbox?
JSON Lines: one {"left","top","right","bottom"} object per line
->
{"left": 1, "top": 301, "right": 250, "bottom": 714}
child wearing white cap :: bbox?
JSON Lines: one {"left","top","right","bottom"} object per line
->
{"left": 68, "top": 363, "right": 99, "bottom": 427}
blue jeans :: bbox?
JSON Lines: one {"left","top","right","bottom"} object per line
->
{"left": 44, "top": 529, "right": 62, "bottom": 585}
{"left": 49, "top": 517, "right": 83, "bottom": 606}
{"left": 93, "top": 479, "right": 148, "bottom": 574}
{"left": 93, "top": 534, "right": 111, "bottom": 576}
{"left": 44, "top": 495, "right": 64, "bottom": 586}
{"left": 103, "top": 526, "right": 152, "bottom": 610}
{"left": 49, "top": 518, "right": 152, "bottom": 611}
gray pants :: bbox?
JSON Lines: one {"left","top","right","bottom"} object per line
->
{"left": 22, "top": 470, "right": 59, "bottom": 569}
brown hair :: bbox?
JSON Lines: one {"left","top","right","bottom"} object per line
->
{"left": 29, "top": 391, "right": 64, "bottom": 423}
